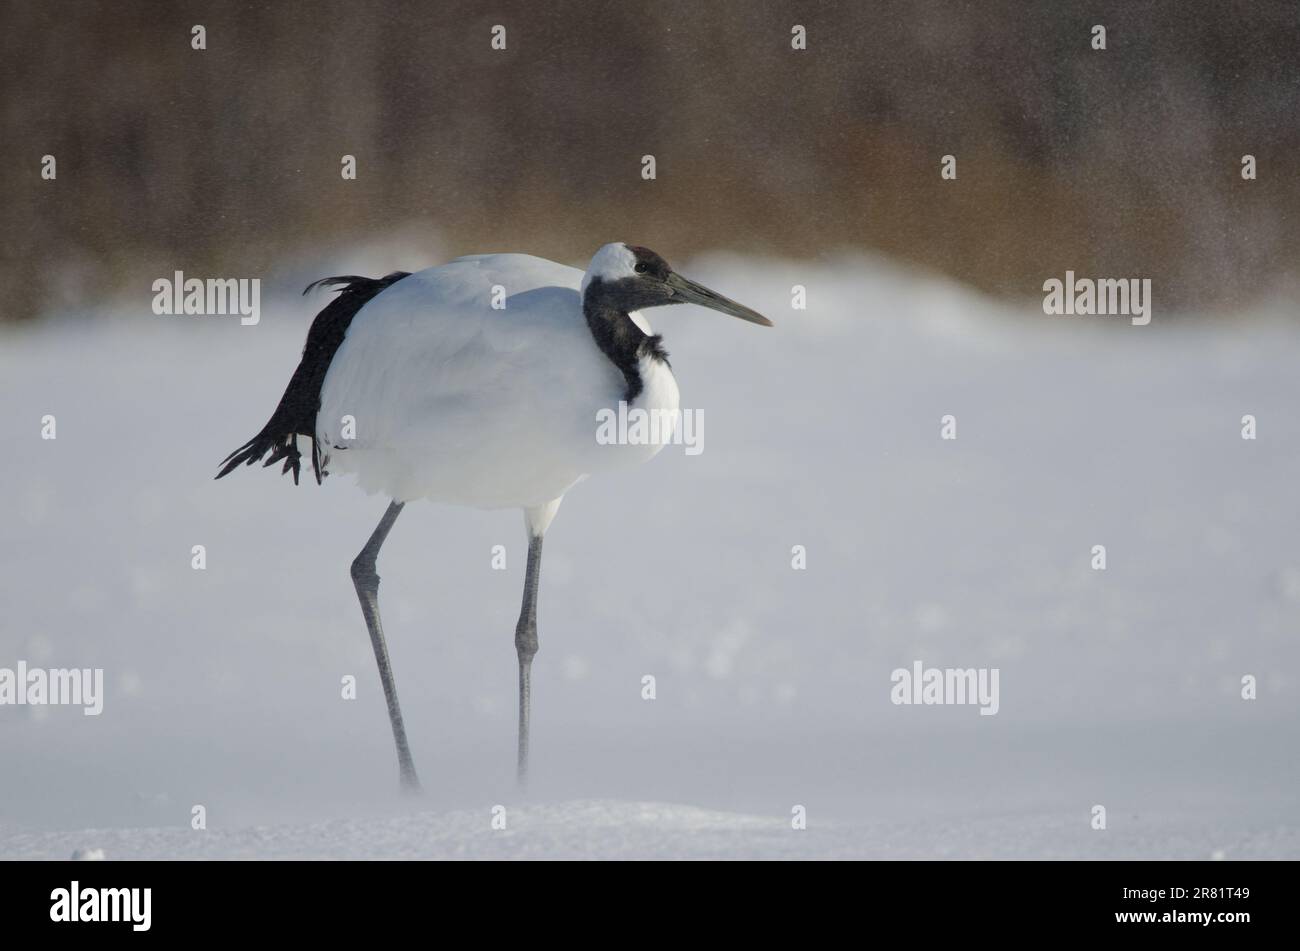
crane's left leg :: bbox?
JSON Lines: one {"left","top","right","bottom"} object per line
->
{"left": 351, "top": 500, "right": 420, "bottom": 792}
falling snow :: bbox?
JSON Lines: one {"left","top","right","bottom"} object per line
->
{"left": 1, "top": 253, "right": 1297, "bottom": 858}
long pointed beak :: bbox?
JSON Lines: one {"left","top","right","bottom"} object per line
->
{"left": 666, "top": 272, "right": 774, "bottom": 326}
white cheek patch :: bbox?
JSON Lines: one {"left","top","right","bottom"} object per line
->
{"left": 581, "top": 242, "right": 637, "bottom": 292}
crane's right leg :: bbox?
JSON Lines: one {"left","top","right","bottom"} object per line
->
{"left": 350, "top": 500, "right": 420, "bottom": 792}
{"left": 515, "top": 498, "right": 561, "bottom": 789}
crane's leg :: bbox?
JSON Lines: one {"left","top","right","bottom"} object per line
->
{"left": 351, "top": 500, "right": 420, "bottom": 792}
{"left": 515, "top": 531, "right": 544, "bottom": 787}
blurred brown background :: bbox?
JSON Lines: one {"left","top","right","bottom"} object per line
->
{"left": 2, "top": 0, "right": 1297, "bottom": 321}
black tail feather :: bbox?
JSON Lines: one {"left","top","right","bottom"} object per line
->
{"left": 214, "top": 270, "right": 412, "bottom": 486}
{"left": 216, "top": 430, "right": 305, "bottom": 484}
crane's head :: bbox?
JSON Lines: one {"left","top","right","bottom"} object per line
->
{"left": 581, "top": 243, "right": 773, "bottom": 327}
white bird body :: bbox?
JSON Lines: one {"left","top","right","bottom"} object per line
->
{"left": 316, "top": 253, "right": 679, "bottom": 516}
{"left": 218, "top": 242, "right": 770, "bottom": 789}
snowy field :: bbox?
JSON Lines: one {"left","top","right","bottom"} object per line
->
{"left": 1, "top": 250, "right": 1297, "bottom": 859}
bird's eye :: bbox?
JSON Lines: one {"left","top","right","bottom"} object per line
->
{"left": 634, "top": 262, "right": 648, "bottom": 273}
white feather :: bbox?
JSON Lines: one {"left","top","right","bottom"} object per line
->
{"left": 581, "top": 242, "right": 638, "bottom": 289}
{"left": 317, "top": 252, "right": 679, "bottom": 510}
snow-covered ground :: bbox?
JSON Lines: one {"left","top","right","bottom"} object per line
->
{"left": 1, "top": 251, "right": 1297, "bottom": 859}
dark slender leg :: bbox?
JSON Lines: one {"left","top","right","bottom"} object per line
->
{"left": 515, "top": 533, "right": 544, "bottom": 787}
{"left": 350, "top": 500, "right": 420, "bottom": 792}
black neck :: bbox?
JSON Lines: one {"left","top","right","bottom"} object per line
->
{"left": 582, "top": 280, "right": 670, "bottom": 403}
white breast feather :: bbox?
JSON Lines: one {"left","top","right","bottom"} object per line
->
{"left": 316, "top": 254, "right": 679, "bottom": 508}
